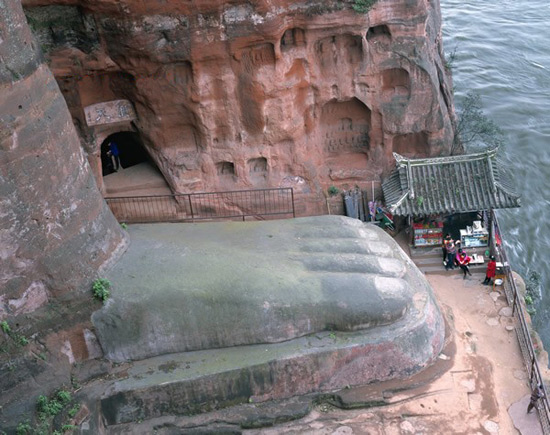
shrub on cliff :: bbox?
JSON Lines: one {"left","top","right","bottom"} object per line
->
{"left": 453, "top": 92, "right": 504, "bottom": 153}
{"left": 352, "top": 0, "right": 377, "bottom": 13}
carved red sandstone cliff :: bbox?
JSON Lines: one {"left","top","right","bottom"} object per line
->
{"left": 0, "top": 0, "right": 125, "bottom": 316}
{"left": 21, "top": 0, "right": 455, "bottom": 213}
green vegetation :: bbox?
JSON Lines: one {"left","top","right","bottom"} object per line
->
{"left": 1, "top": 320, "right": 29, "bottom": 348}
{"left": 16, "top": 335, "right": 29, "bottom": 347}
{"left": 70, "top": 374, "right": 80, "bottom": 390}
{"left": 327, "top": 185, "right": 340, "bottom": 197}
{"left": 444, "top": 46, "right": 458, "bottom": 70}
{"left": 16, "top": 390, "right": 77, "bottom": 434}
{"left": 67, "top": 403, "right": 80, "bottom": 418}
{"left": 453, "top": 92, "right": 504, "bottom": 153}
{"left": 92, "top": 278, "right": 111, "bottom": 302}
{"left": 37, "top": 390, "right": 71, "bottom": 419}
{"left": 120, "top": 222, "right": 128, "bottom": 230}
{"left": 16, "top": 421, "right": 32, "bottom": 435}
{"left": 1, "top": 321, "right": 11, "bottom": 334}
{"left": 352, "top": 0, "right": 377, "bottom": 13}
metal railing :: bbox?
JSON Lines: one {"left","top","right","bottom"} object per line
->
{"left": 490, "top": 209, "right": 550, "bottom": 433}
{"left": 105, "top": 187, "right": 295, "bottom": 223}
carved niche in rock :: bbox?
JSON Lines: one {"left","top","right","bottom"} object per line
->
{"left": 321, "top": 99, "right": 371, "bottom": 177}
{"left": 234, "top": 44, "right": 275, "bottom": 135}
{"left": 367, "top": 24, "right": 392, "bottom": 47}
{"left": 159, "top": 62, "right": 194, "bottom": 95}
{"left": 392, "top": 132, "right": 430, "bottom": 158}
{"left": 248, "top": 157, "right": 268, "bottom": 174}
{"left": 382, "top": 68, "right": 411, "bottom": 98}
{"left": 316, "top": 34, "right": 363, "bottom": 75}
{"left": 217, "top": 161, "right": 236, "bottom": 176}
{"left": 281, "top": 28, "right": 306, "bottom": 51}
{"left": 321, "top": 99, "right": 370, "bottom": 154}
{"left": 237, "top": 43, "right": 276, "bottom": 74}
{"left": 248, "top": 157, "right": 269, "bottom": 187}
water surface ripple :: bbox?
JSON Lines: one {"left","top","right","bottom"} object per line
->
{"left": 441, "top": 0, "right": 550, "bottom": 353}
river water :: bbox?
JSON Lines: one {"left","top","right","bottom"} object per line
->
{"left": 441, "top": 0, "right": 550, "bottom": 354}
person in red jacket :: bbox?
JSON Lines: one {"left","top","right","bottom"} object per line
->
{"left": 482, "top": 256, "right": 497, "bottom": 285}
{"left": 456, "top": 249, "right": 472, "bottom": 279}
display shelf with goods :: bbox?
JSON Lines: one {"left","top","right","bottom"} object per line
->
{"left": 413, "top": 222, "right": 443, "bottom": 247}
{"left": 460, "top": 221, "right": 489, "bottom": 248}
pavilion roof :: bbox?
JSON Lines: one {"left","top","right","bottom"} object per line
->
{"left": 382, "top": 148, "right": 521, "bottom": 216}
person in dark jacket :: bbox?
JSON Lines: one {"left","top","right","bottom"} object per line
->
{"left": 482, "top": 256, "right": 497, "bottom": 285}
{"left": 442, "top": 234, "right": 452, "bottom": 265}
{"left": 445, "top": 241, "right": 457, "bottom": 270}
{"left": 527, "top": 383, "right": 545, "bottom": 413}
{"left": 107, "top": 141, "right": 121, "bottom": 171}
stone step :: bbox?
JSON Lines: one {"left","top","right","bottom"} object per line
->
{"left": 409, "top": 246, "right": 443, "bottom": 258}
{"left": 420, "top": 265, "right": 486, "bottom": 276}
{"left": 410, "top": 246, "right": 489, "bottom": 258}
{"left": 104, "top": 162, "right": 170, "bottom": 196}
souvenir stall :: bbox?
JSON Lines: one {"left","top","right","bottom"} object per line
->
{"left": 381, "top": 150, "right": 521, "bottom": 262}
{"left": 412, "top": 219, "right": 443, "bottom": 247}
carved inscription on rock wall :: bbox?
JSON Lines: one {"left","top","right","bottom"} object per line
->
{"left": 84, "top": 100, "right": 137, "bottom": 127}
{"left": 320, "top": 99, "right": 371, "bottom": 154}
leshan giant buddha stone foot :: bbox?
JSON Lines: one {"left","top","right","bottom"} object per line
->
{"left": 92, "top": 215, "right": 445, "bottom": 421}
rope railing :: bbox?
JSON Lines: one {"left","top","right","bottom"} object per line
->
{"left": 105, "top": 187, "right": 295, "bottom": 223}
{"left": 490, "top": 209, "right": 550, "bottom": 433}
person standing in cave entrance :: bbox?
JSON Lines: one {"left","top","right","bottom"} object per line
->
{"left": 107, "top": 140, "right": 121, "bottom": 172}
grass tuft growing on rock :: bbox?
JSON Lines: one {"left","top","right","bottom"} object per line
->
{"left": 92, "top": 278, "right": 111, "bottom": 302}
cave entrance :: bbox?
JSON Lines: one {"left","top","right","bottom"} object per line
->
{"left": 100, "top": 132, "right": 171, "bottom": 197}
{"left": 101, "top": 132, "right": 148, "bottom": 176}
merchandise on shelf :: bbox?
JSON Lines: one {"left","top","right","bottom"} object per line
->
{"left": 460, "top": 222, "right": 489, "bottom": 248}
{"left": 413, "top": 221, "right": 443, "bottom": 247}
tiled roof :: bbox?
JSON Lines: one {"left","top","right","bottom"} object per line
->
{"left": 382, "top": 149, "right": 521, "bottom": 216}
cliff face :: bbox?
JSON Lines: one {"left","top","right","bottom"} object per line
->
{"left": 22, "top": 0, "right": 455, "bottom": 212}
{"left": 0, "top": 0, "right": 125, "bottom": 316}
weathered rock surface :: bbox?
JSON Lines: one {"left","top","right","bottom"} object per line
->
{"left": 88, "top": 216, "right": 445, "bottom": 424}
{"left": 93, "top": 215, "right": 444, "bottom": 361}
{"left": 0, "top": 0, "right": 125, "bottom": 311}
{"left": 22, "top": 0, "right": 455, "bottom": 213}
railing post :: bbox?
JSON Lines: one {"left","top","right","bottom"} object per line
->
{"left": 512, "top": 290, "right": 518, "bottom": 315}
{"left": 291, "top": 188, "right": 295, "bottom": 218}
{"left": 188, "top": 194, "right": 194, "bottom": 222}
{"left": 106, "top": 187, "right": 297, "bottom": 223}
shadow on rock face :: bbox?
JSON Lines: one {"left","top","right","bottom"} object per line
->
{"left": 92, "top": 215, "right": 443, "bottom": 363}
